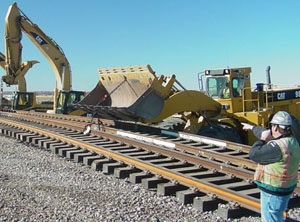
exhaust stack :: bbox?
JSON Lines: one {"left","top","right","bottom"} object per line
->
{"left": 266, "top": 66, "right": 271, "bottom": 89}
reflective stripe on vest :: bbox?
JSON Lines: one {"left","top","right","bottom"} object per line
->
{"left": 254, "top": 137, "right": 300, "bottom": 188}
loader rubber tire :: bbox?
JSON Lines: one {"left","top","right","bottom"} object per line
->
{"left": 198, "top": 124, "right": 242, "bottom": 144}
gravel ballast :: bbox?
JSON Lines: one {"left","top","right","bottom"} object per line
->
{"left": 1, "top": 135, "right": 299, "bottom": 222}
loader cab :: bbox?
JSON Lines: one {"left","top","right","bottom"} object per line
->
{"left": 206, "top": 75, "right": 230, "bottom": 99}
{"left": 205, "top": 67, "right": 252, "bottom": 113}
{"left": 56, "top": 90, "right": 85, "bottom": 115}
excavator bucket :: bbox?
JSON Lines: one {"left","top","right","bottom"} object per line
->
{"left": 74, "top": 65, "right": 171, "bottom": 121}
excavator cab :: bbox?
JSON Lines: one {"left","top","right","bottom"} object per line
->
{"left": 13, "top": 92, "right": 53, "bottom": 112}
{"left": 12, "top": 92, "right": 34, "bottom": 110}
{"left": 56, "top": 90, "right": 86, "bottom": 115}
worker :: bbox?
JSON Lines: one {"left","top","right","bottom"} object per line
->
{"left": 242, "top": 111, "right": 300, "bottom": 222}
{"left": 220, "top": 81, "right": 230, "bottom": 99}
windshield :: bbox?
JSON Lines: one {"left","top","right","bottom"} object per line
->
{"left": 232, "top": 77, "right": 245, "bottom": 97}
{"left": 67, "top": 92, "right": 84, "bottom": 105}
{"left": 206, "top": 77, "right": 228, "bottom": 98}
{"left": 57, "top": 93, "right": 66, "bottom": 109}
{"left": 17, "top": 93, "right": 33, "bottom": 106}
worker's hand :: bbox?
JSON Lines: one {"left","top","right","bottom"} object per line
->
{"left": 241, "top": 123, "right": 254, "bottom": 131}
{"left": 261, "top": 129, "right": 272, "bottom": 142}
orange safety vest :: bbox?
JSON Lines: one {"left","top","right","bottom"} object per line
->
{"left": 254, "top": 137, "right": 300, "bottom": 189}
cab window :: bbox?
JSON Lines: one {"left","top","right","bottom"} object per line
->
{"left": 206, "top": 77, "right": 228, "bottom": 99}
{"left": 57, "top": 93, "right": 66, "bottom": 108}
{"left": 232, "top": 77, "right": 245, "bottom": 97}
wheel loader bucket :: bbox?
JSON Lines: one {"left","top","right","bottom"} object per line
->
{"left": 74, "top": 64, "right": 221, "bottom": 123}
{"left": 74, "top": 65, "right": 172, "bottom": 121}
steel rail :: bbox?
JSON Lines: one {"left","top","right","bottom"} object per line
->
{"left": 0, "top": 112, "right": 282, "bottom": 172}
{"left": 4, "top": 112, "right": 300, "bottom": 179}
{"left": 3, "top": 112, "right": 300, "bottom": 179}
{"left": 2, "top": 112, "right": 300, "bottom": 214}
{"left": 2, "top": 113, "right": 253, "bottom": 180}
{"left": 19, "top": 113, "right": 300, "bottom": 195}
{"left": 0, "top": 116, "right": 261, "bottom": 213}
{"left": 16, "top": 110, "right": 253, "bottom": 153}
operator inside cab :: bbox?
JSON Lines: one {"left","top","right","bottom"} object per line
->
{"left": 220, "top": 81, "right": 230, "bottom": 99}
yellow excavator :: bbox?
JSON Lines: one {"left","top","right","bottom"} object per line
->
{"left": 2, "top": 2, "right": 85, "bottom": 114}
{"left": 74, "top": 64, "right": 300, "bottom": 145}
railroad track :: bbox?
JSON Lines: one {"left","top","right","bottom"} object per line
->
{"left": 0, "top": 110, "right": 299, "bottom": 219}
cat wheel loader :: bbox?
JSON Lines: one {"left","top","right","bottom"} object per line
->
{"left": 73, "top": 64, "right": 300, "bottom": 145}
{"left": 1, "top": 2, "right": 85, "bottom": 115}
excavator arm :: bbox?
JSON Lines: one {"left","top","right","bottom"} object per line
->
{"left": 3, "top": 4, "right": 39, "bottom": 92}
{"left": 3, "top": 2, "right": 71, "bottom": 91}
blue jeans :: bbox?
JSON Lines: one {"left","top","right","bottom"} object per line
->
{"left": 260, "top": 190, "right": 291, "bottom": 222}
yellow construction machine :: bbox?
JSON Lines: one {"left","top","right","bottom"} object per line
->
{"left": 198, "top": 66, "right": 300, "bottom": 144}
{"left": 2, "top": 2, "right": 85, "bottom": 114}
{"left": 74, "top": 64, "right": 300, "bottom": 145}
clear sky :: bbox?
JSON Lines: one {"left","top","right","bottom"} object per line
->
{"left": 0, "top": 0, "right": 300, "bottom": 92}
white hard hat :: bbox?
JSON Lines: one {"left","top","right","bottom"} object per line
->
{"left": 270, "top": 111, "right": 292, "bottom": 127}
